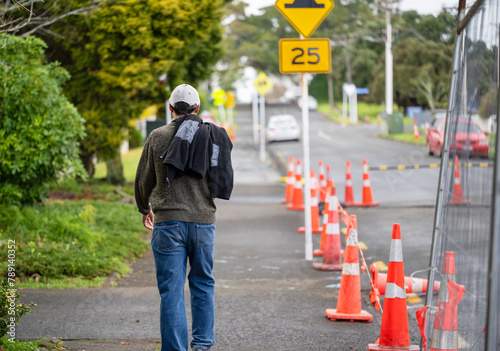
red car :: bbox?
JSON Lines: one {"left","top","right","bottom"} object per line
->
{"left": 426, "top": 118, "right": 489, "bottom": 158}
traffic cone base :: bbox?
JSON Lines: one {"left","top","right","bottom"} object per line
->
{"left": 298, "top": 226, "right": 322, "bottom": 233}
{"left": 325, "top": 308, "right": 373, "bottom": 322}
{"left": 313, "top": 248, "right": 344, "bottom": 257}
{"left": 367, "top": 343, "right": 419, "bottom": 350}
{"left": 355, "top": 201, "right": 380, "bottom": 207}
{"left": 313, "top": 262, "right": 343, "bottom": 271}
{"left": 287, "top": 204, "right": 305, "bottom": 210}
{"left": 313, "top": 249, "right": 324, "bottom": 256}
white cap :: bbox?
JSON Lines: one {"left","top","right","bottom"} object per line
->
{"left": 169, "top": 84, "right": 200, "bottom": 107}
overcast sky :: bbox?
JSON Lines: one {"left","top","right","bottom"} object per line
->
{"left": 242, "top": 0, "right": 458, "bottom": 16}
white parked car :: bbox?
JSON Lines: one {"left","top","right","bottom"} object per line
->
{"left": 265, "top": 114, "right": 301, "bottom": 142}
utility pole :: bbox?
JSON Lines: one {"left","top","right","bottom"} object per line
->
{"left": 385, "top": 6, "right": 393, "bottom": 116}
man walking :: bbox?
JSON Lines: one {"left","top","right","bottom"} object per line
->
{"left": 134, "top": 84, "right": 233, "bottom": 351}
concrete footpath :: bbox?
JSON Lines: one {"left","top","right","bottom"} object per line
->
{"left": 17, "top": 107, "right": 429, "bottom": 350}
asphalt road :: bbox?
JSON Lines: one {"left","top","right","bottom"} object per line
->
{"left": 17, "top": 104, "right": 437, "bottom": 351}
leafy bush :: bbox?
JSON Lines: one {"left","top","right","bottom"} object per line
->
{"left": 0, "top": 201, "right": 148, "bottom": 282}
{"left": 0, "top": 337, "right": 43, "bottom": 351}
{"left": 0, "top": 279, "right": 36, "bottom": 339}
{"left": 0, "top": 34, "right": 86, "bottom": 206}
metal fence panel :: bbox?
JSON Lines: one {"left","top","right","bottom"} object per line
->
{"left": 424, "top": 1, "right": 499, "bottom": 350}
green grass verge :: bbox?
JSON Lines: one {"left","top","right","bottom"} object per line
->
{"left": 0, "top": 200, "right": 148, "bottom": 288}
{"left": 317, "top": 102, "right": 398, "bottom": 124}
{"left": 380, "top": 131, "right": 427, "bottom": 146}
{"left": 94, "top": 147, "right": 143, "bottom": 183}
{"left": 0, "top": 337, "right": 65, "bottom": 350}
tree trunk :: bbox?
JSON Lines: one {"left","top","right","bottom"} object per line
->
{"left": 328, "top": 74, "right": 335, "bottom": 109}
{"left": 106, "top": 153, "right": 125, "bottom": 185}
{"left": 81, "top": 153, "right": 95, "bottom": 178}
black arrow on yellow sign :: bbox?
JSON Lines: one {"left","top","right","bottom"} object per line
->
{"left": 285, "top": 0, "right": 325, "bottom": 8}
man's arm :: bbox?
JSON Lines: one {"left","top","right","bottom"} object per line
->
{"left": 134, "top": 139, "right": 157, "bottom": 229}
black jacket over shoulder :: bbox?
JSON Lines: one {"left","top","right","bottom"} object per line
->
{"left": 160, "top": 114, "right": 234, "bottom": 200}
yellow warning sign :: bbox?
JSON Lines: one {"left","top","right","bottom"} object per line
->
{"left": 253, "top": 72, "right": 274, "bottom": 96}
{"left": 225, "top": 91, "right": 236, "bottom": 108}
{"left": 275, "top": 0, "right": 335, "bottom": 39}
{"left": 279, "top": 38, "right": 331, "bottom": 74}
{"left": 211, "top": 89, "right": 226, "bottom": 106}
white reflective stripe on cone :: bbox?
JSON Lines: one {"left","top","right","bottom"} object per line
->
{"left": 295, "top": 181, "right": 302, "bottom": 188}
{"left": 346, "top": 180, "right": 353, "bottom": 186}
{"left": 346, "top": 229, "right": 359, "bottom": 246}
{"left": 411, "top": 278, "right": 424, "bottom": 293}
{"left": 311, "top": 197, "right": 318, "bottom": 206}
{"left": 326, "top": 223, "right": 340, "bottom": 235}
{"left": 389, "top": 239, "right": 403, "bottom": 262}
{"left": 363, "top": 180, "right": 371, "bottom": 186}
{"left": 364, "top": 165, "right": 369, "bottom": 173}
{"left": 287, "top": 176, "right": 294, "bottom": 184}
{"left": 342, "top": 262, "right": 360, "bottom": 276}
{"left": 385, "top": 282, "right": 406, "bottom": 299}
{"left": 454, "top": 177, "right": 461, "bottom": 184}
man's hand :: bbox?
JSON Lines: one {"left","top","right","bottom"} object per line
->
{"left": 142, "top": 211, "right": 154, "bottom": 230}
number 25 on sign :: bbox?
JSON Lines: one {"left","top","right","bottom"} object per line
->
{"left": 279, "top": 38, "right": 331, "bottom": 74}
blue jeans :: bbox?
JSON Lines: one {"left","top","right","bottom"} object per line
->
{"left": 152, "top": 221, "right": 215, "bottom": 351}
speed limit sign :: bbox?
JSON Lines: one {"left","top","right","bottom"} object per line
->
{"left": 279, "top": 38, "right": 331, "bottom": 74}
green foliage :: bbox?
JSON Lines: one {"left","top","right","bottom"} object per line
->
{"left": 0, "top": 279, "right": 36, "bottom": 339}
{"left": 0, "top": 34, "right": 86, "bottom": 206}
{"left": 41, "top": 0, "right": 228, "bottom": 181}
{"left": 0, "top": 200, "right": 148, "bottom": 281}
{"left": 0, "top": 337, "right": 43, "bottom": 351}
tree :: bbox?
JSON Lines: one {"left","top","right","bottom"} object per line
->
{"left": 40, "top": 0, "right": 228, "bottom": 182}
{"left": 0, "top": 0, "right": 102, "bottom": 36}
{"left": 0, "top": 33, "right": 85, "bottom": 205}
{"left": 368, "top": 34, "right": 453, "bottom": 111}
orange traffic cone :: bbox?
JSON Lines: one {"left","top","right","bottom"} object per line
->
{"left": 313, "top": 184, "right": 332, "bottom": 257}
{"left": 313, "top": 192, "right": 343, "bottom": 271}
{"left": 447, "top": 156, "right": 470, "bottom": 205}
{"left": 344, "top": 159, "right": 356, "bottom": 207}
{"left": 428, "top": 252, "right": 466, "bottom": 351}
{"left": 282, "top": 156, "right": 295, "bottom": 204}
{"left": 318, "top": 161, "right": 327, "bottom": 202}
{"left": 326, "top": 164, "right": 333, "bottom": 189}
{"left": 299, "top": 170, "right": 322, "bottom": 233}
{"left": 368, "top": 224, "right": 419, "bottom": 350}
{"left": 325, "top": 216, "right": 373, "bottom": 322}
{"left": 355, "top": 159, "right": 380, "bottom": 207}
{"left": 287, "top": 159, "right": 305, "bottom": 211}
{"left": 369, "top": 263, "right": 440, "bottom": 306}
{"left": 413, "top": 121, "right": 420, "bottom": 141}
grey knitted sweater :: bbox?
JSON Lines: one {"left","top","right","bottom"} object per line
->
{"left": 134, "top": 120, "right": 216, "bottom": 224}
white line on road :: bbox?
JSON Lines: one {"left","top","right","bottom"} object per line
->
{"left": 317, "top": 130, "right": 333, "bottom": 141}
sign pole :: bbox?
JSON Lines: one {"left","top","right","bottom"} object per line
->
{"left": 259, "top": 94, "right": 266, "bottom": 163}
{"left": 301, "top": 72, "right": 313, "bottom": 261}
{"left": 252, "top": 92, "right": 259, "bottom": 144}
